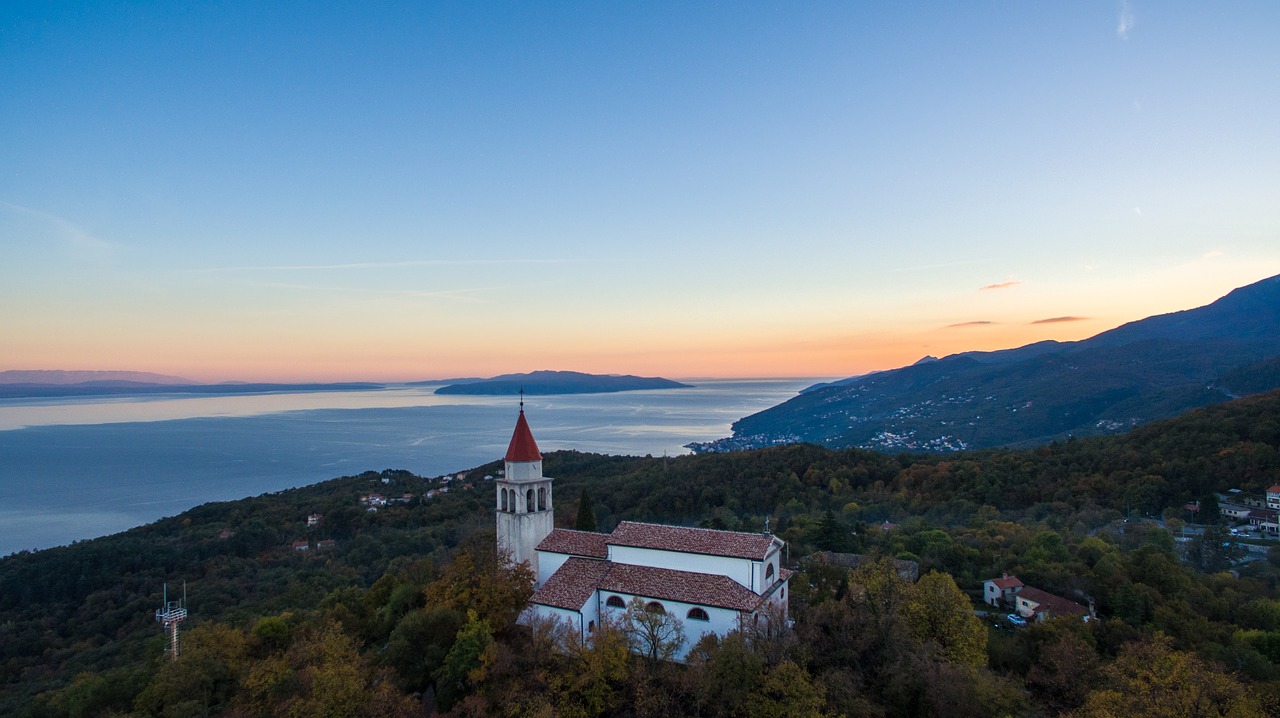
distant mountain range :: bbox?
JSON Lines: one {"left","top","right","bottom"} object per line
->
{"left": 434, "top": 370, "right": 692, "bottom": 395}
{"left": 0, "top": 370, "right": 384, "bottom": 399}
{"left": 0, "top": 370, "right": 195, "bottom": 386}
{"left": 692, "top": 274, "right": 1280, "bottom": 453}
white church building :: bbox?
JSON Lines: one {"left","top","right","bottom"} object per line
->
{"left": 495, "top": 408, "right": 792, "bottom": 660}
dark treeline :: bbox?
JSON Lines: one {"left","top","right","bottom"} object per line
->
{"left": 3, "top": 391, "right": 1280, "bottom": 716}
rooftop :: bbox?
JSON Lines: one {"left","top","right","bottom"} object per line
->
{"left": 505, "top": 410, "right": 542, "bottom": 462}
{"left": 989, "top": 575, "right": 1024, "bottom": 589}
{"left": 537, "top": 528, "right": 610, "bottom": 559}
{"left": 608, "top": 521, "right": 777, "bottom": 560}
{"left": 1017, "top": 586, "right": 1088, "bottom": 616}
{"left": 600, "top": 562, "right": 764, "bottom": 611}
{"left": 530, "top": 557, "right": 612, "bottom": 610}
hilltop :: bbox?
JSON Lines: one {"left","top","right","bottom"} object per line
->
{"left": 3, "top": 390, "right": 1280, "bottom": 715}
{"left": 700, "top": 273, "right": 1280, "bottom": 453}
{"left": 0, "top": 370, "right": 195, "bottom": 386}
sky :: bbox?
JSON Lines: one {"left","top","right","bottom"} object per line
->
{"left": 2, "top": 2, "right": 1278, "bottom": 383}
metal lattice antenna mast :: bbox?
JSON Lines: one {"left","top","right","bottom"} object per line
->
{"left": 155, "top": 581, "right": 188, "bottom": 660}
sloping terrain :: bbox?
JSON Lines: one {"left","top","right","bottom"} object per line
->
{"left": 716, "top": 274, "right": 1280, "bottom": 451}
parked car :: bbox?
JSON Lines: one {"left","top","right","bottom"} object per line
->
{"left": 1006, "top": 613, "right": 1028, "bottom": 627}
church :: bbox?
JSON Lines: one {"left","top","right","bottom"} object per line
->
{"left": 495, "top": 408, "right": 792, "bottom": 660}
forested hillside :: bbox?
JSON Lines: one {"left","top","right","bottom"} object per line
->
{"left": 719, "top": 273, "right": 1280, "bottom": 452}
{"left": 4, "top": 391, "right": 1280, "bottom": 716}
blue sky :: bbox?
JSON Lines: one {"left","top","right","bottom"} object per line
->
{"left": 2, "top": 2, "right": 1278, "bottom": 380}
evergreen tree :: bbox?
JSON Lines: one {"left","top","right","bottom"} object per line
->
{"left": 1198, "top": 492, "right": 1221, "bottom": 524}
{"left": 575, "top": 488, "right": 597, "bottom": 532}
{"left": 816, "top": 510, "right": 853, "bottom": 552}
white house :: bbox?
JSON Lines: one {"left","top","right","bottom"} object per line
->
{"left": 494, "top": 409, "right": 792, "bottom": 661}
{"left": 983, "top": 574, "right": 1024, "bottom": 608}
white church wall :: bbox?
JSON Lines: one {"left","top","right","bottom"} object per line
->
{"left": 607, "top": 546, "right": 757, "bottom": 591}
{"left": 750, "top": 545, "right": 783, "bottom": 592}
{"left": 537, "top": 551, "right": 572, "bottom": 587}
{"left": 597, "top": 589, "right": 743, "bottom": 662}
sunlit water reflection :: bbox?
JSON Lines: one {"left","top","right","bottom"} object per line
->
{"left": 0, "top": 379, "right": 820, "bottom": 554}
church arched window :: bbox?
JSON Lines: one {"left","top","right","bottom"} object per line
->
{"left": 645, "top": 601, "right": 665, "bottom": 615}
{"left": 606, "top": 595, "right": 626, "bottom": 608}
{"left": 538, "top": 487, "right": 547, "bottom": 511}
{"left": 765, "top": 563, "right": 775, "bottom": 581}
{"left": 687, "top": 607, "right": 709, "bottom": 621}
{"left": 526, "top": 489, "right": 535, "bottom": 512}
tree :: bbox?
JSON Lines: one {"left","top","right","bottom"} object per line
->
{"left": 422, "top": 536, "right": 534, "bottom": 630}
{"left": 240, "top": 620, "right": 418, "bottom": 718}
{"left": 384, "top": 606, "right": 463, "bottom": 692}
{"left": 1199, "top": 492, "right": 1222, "bottom": 525}
{"left": 1070, "top": 635, "right": 1261, "bottom": 718}
{"left": 550, "top": 614, "right": 632, "bottom": 717}
{"left": 434, "top": 610, "right": 494, "bottom": 712}
{"left": 625, "top": 597, "right": 686, "bottom": 667}
{"left": 576, "top": 488, "right": 597, "bottom": 532}
{"left": 685, "top": 631, "right": 765, "bottom": 717}
{"left": 744, "top": 660, "right": 829, "bottom": 718}
{"left": 1186, "top": 525, "right": 1247, "bottom": 573}
{"left": 815, "top": 510, "right": 854, "bottom": 553}
{"left": 134, "top": 623, "right": 248, "bottom": 717}
{"left": 1026, "top": 628, "right": 1100, "bottom": 711}
{"left": 901, "top": 571, "right": 987, "bottom": 668}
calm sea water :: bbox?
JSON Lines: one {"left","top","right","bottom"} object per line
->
{"left": 0, "top": 379, "right": 817, "bottom": 555}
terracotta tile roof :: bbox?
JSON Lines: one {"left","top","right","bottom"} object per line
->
{"left": 505, "top": 410, "right": 542, "bottom": 462}
{"left": 537, "top": 529, "right": 610, "bottom": 558}
{"left": 600, "top": 562, "right": 764, "bottom": 611}
{"left": 1269, "top": 484, "right": 1280, "bottom": 494}
{"left": 989, "top": 575, "right": 1024, "bottom": 589}
{"left": 532, "top": 559, "right": 782, "bottom": 613}
{"left": 608, "top": 521, "right": 776, "bottom": 560}
{"left": 530, "top": 557, "right": 611, "bottom": 610}
{"left": 1017, "top": 586, "right": 1087, "bottom": 616}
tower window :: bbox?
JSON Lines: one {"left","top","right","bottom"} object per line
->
{"left": 527, "top": 489, "right": 535, "bottom": 512}
{"left": 765, "top": 563, "right": 775, "bottom": 581}
{"left": 538, "top": 486, "right": 547, "bottom": 511}
{"left": 501, "top": 489, "right": 509, "bottom": 512}
{"left": 687, "top": 608, "right": 709, "bottom": 621}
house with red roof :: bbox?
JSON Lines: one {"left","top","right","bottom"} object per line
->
{"left": 495, "top": 408, "right": 792, "bottom": 661}
{"left": 1014, "top": 587, "right": 1090, "bottom": 622}
{"left": 983, "top": 574, "right": 1024, "bottom": 607}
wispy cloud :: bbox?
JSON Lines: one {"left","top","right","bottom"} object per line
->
{"left": 946, "top": 321, "right": 995, "bottom": 328}
{"left": 980, "top": 280, "right": 1023, "bottom": 291}
{"left": 1031, "top": 316, "right": 1088, "bottom": 324}
{"left": 0, "top": 201, "right": 118, "bottom": 259}
{"left": 191, "top": 259, "right": 572, "bottom": 273}
{"left": 1117, "top": 0, "right": 1135, "bottom": 39}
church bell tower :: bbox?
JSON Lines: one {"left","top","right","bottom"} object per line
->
{"left": 495, "top": 404, "right": 554, "bottom": 580}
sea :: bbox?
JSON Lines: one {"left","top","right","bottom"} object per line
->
{"left": 0, "top": 379, "right": 818, "bottom": 556}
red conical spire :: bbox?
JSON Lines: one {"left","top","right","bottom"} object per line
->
{"left": 505, "top": 409, "right": 542, "bottom": 462}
